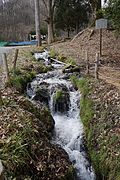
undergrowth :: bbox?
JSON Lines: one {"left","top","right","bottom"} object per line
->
{"left": 70, "top": 75, "right": 120, "bottom": 180}
{"left": 7, "top": 69, "right": 36, "bottom": 93}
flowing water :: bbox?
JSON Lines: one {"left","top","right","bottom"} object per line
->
{"left": 27, "top": 52, "right": 96, "bottom": 180}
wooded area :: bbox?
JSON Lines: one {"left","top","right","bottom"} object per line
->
{"left": 0, "top": 0, "right": 119, "bottom": 44}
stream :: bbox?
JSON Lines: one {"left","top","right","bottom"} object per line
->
{"left": 27, "top": 51, "right": 96, "bottom": 180}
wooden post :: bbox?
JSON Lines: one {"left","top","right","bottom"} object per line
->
{"left": 100, "top": 29, "right": 102, "bottom": 56}
{"left": 2, "top": 53, "right": 10, "bottom": 82}
{"left": 0, "top": 90, "right": 3, "bottom": 106}
{"left": 95, "top": 53, "right": 99, "bottom": 79}
{"left": 13, "top": 49, "right": 19, "bottom": 71}
{"left": 85, "top": 51, "right": 89, "bottom": 75}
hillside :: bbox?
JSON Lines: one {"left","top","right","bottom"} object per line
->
{"left": 52, "top": 28, "right": 120, "bottom": 89}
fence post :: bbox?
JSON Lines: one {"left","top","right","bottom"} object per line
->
{"left": 2, "top": 53, "right": 10, "bottom": 82}
{"left": 13, "top": 49, "right": 19, "bottom": 72}
{"left": 0, "top": 160, "right": 4, "bottom": 180}
{"left": 95, "top": 53, "right": 99, "bottom": 79}
{"left": 85, "top": 51, "right": 89, "bottom": 75}
{"left": 0, "top": 90, "right": 3, "bottom": 106}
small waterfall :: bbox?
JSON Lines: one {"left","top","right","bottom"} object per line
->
{"left": 27, "top": 52, "right": 96, "bottom": 180}
{"left": 47, "top": 77, "right": 95, "bottom": 180}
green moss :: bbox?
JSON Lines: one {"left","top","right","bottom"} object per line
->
{"left": 19, "top": 99, "right": 54, "bottom": 133}
{"left": 37, "top": 63, "right": 52, "bottom": 73}
{"left": 62, "top": 166, "right": 75, "bottom": 180}
{"left": 7, "top": 69, "right": 36, "bottom": 93}
{"left": 54, "top": 90, "right": 63, "bottom": 101}
{"left": 49, "top": 49, "right": 57, "bottom": 58}
{"left": 66, "top": 57, "right": 76, "bottom": 66}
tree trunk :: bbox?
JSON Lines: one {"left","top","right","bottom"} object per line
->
{"left": 48, "top": 20, "right": 54, "bottom": 44}
{"left": 47, "top": 0, "right": 54, "bottom": 44}
{"left": 35, "top": 0, "right": 41, "bottom": 46}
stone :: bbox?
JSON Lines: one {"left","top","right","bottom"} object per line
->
{"left": 53, "top": 87, "right": 70, "bottom": 113}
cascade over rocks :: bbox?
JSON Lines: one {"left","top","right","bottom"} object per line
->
{"left": 53, "top": 86, "right": 70, "bottom": 113}
{"left": 25, "top": 50, "right": 95, "bottom": 180}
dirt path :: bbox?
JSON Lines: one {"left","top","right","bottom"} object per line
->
{"left": 99, "top": 66, "right": 120, "bottom": 90}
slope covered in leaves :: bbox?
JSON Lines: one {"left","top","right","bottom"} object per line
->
{"left": 0, "top": 88, "right": 74, "bottom": 179}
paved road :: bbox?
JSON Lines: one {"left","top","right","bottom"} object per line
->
{"left": 0, "top": 47, "right": 15, "bottom": 65}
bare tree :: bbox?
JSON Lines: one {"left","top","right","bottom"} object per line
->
{"left": 42, "top": 0, "right": 56, "bottom": 44}
{"left": 34, "top": 0, "right": 41, "bottom": 46}
{"left": 0, "top": 0, "right": 35, "bottom": 41}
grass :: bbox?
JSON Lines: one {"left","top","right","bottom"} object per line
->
{"left": 70, "top": 76, "right": 120, "bottom": 180}
{"left": 7, "top": 69, "right": 36, "bottom": 93}
{"left": 49, "top": 49, "right": 57, "bottom": 58}
{"left": 71, "top": 76, "right": 94, "bottom": 129}
{"left": 54, "top": 90, "right": 63, "bottom": 101}
{"left": 66, "top": 57, "right": 76, "bottom": 66}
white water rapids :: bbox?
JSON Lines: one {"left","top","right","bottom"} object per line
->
{"left": 46, "top": 75, "right": 95, "bottom": 180}
{"left": 28, "top": 71, "right": 95, "bottom": 180}
{"left": 28, "top": 52, "right": 96, "bottom": 179}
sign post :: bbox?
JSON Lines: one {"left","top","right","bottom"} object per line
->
{"left": 96, "top": 18, "right": 107, "bottom": 56}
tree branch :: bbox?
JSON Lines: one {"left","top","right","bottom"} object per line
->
{"left": 42, "top": 0, "right": 48, "bottom": 12}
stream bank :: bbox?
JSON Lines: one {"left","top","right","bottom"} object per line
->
{"left": 0, "top": 90, "right": 74, "bottom": 179}
{"left": 0, "top": 47, "right": 75, "bottom": 179}
{"left": 73, "top": 77, "right": 120, "bottom": 180}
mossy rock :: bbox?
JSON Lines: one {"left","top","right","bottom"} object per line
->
{"left": 53, "top": 88, "right": 70, "bottom": 113}
{"left": 18, "top": 98, "right": 55, "bottom": 134}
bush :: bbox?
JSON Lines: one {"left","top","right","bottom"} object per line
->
{"left": 8, "top": 70, "right": 36, "bottom": 93}
{"left": 66, "top": 57, "right": 76, "bottom": 66}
